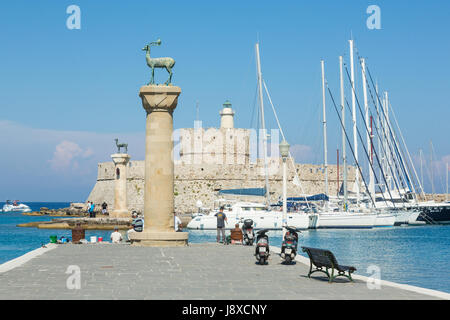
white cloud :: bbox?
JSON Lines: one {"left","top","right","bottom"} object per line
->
{"left": 289, "top": 144, "right": 315, "bottom": 163}
{"left": 48, "top": 140, "right": 91, "bottom": 171}
{"left": 0, "top": 120, "right": 145, "bottom": 200}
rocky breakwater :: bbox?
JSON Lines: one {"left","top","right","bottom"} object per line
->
{"left": 23, "top": 202, "right": 89, "bottom": 217}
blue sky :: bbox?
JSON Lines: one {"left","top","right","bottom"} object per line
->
{"left": 0, "top": 1, "right": 449, "bottom": 201}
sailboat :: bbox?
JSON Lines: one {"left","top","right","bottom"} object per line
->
{"left": 312, "top": 55, "right": 377, "bottom": 229}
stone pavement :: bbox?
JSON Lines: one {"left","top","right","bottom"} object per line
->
{"left": 0, "top": 243, "right": 442, "bottom": 300}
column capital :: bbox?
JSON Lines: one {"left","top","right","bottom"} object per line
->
{"left": 139, "top": 85, "right": 181, "bottom": 114}
{"left": 111, "top": 153, "right": 131, "bottom": 165}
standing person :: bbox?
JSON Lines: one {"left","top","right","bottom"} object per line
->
{"left": 86, "top": 201, "right": 91, "bottom": 216}
{"left": 101, "top": 201, "right": 108, "bottom": 216}
{"left": 174, "top": 212, "right": 182, "bottom": 232}
{"left": 214, "top": 206, "right": 227, "bottom": 244}
{"left": 89, "top": 202, "right": 95, "bottom": 218}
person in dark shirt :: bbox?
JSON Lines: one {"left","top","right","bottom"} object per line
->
{"left": 101, "top": 202, "right": 108, "bottom": 215}
{"left": 214, "top": 206, "right": 227, "bottom": 244}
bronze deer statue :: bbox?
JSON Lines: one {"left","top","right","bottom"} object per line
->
{"left": 114, "top": 138, "right": 128, "bottom": 154}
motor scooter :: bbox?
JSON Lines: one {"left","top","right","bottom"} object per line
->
{"left": 242, "top": 219, "right": 255, "bottom": 245}
{"left": 255, "top": 229, "right": 270, "bottom": 265}
{"left": 280, "top": 226, "right": 300, "bottom": 264}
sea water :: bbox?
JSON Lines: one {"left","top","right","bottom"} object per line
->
{"left": 1, "top": 202, "right": 449, "bottom": 293}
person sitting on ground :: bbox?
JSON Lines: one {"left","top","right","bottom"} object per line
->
{"left": 229, "top": 223, "right": 243, "bottom": 244}
{"left": 174, "top": 212, "right": 183, "bottom": 232}
{"left": 126, "top": 224, "right": 136, "bottom": 242}
{"left": 110, "top": 227, "right": 123, "bottom": 243}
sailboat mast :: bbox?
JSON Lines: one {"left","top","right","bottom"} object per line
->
{"left": 420, "top": 148, "right": 424, "bottom": 197}
{"left": 361, "top": 58, "right": 375, "bottom": 205}
{"left": 430, "top": 140, "right": 434, "bottom": 198}
{"left": 447, "top": 162, "right": 449, "bottom": 202}
{"left": 340, "top": 56, "right": 348, "bottom": 210}
{"left": 255, "top": 42, "right": 270, "bottom": 205}
{"left": 376, "top": 82, "right": 382, "bottom": 188}
{"left": 349, "top": 40, "right": 359, "bottom": 204}
{"left": 321, "top": 60, "right": 329, "bottom": 204}
{"left": 383, "top": 91, "right": 391, "bottom": 192}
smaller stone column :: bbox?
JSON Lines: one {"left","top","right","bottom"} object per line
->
{"left": 111, "top": 153, "right": 131, "bottom": 218}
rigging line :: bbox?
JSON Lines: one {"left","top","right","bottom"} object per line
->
{"left": 326, "top": 83, "right": 377, "bottom": 208}
{"left": 430, "top": 142, "right": 446, "bottom": 194}
{"left": 385, "top": 115, "right": 412, "bottom": 192}
{"left": 389, "top": 121, "right": 417, "bottom": 193}
{"left": 353, "top": 49, "right": 410, "bottom": 189}
{"left": 344, "top": 62, "right": 405, "bottom": 191}
{"left": 340, "top": 65, "right": 400, "bottom": 206}
{"left": 343, "top": 97, "right": 389, "bottom": 207}
{"left": 262, "top": 79, "right": 311, "bottom": 209}
{"left": 354, "top": 63, "right": 411, "bottom": 201}
{"left": 390, "top": 101, "right": 424, "bottom": 196}
{"left": 364, "top": 65, "right": 413, "bottom": 191}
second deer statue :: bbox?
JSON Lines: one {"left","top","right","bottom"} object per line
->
{"left": 114, "top": 139, "right": 128, "bottom": 154}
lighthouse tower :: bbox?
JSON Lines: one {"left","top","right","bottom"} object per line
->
{"left": 219, "top": 100, "right": 235, "bottom": 129}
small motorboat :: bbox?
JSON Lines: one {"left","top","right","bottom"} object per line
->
{"left": 2, "top": 200, "right": 32, "bottom": 213}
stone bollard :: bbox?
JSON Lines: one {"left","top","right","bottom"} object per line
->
{"left": 111, "top": 153, "right": 131, "bottom": 218}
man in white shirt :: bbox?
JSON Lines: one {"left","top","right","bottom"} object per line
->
{"left": 174, "top": 213, "right": 182, "bottom": 232}
{"left": 110, "top": 228, "right": 123, "bottom": 243}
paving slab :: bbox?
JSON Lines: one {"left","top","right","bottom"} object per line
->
{"left": 0, "top": 243, "right": 446, "bottom": 300}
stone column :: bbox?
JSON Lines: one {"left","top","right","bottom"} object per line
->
{"left": 111, "top": 153, "right": 130, "bottom": 218}
{"left": 130, "top": 85, "right": 188, "bottom": 246}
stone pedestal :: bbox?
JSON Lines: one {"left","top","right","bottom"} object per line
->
{"left": 130, "top": 85, "right": 188, "bottom": 246}
{"left": 111, "top": 153, "right": 130, "bottom": 218}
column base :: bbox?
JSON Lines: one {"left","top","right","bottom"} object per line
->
{"left": 129, "top": 231, "right": 189, "bottom": 247}
{"left": 111, "top": 210, "right": 129, "bottom": 218}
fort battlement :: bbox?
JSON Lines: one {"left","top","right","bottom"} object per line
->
{"left": 87, "top": 101, "right": 355, "bottom": 213}
{"left": 87, "top": 159, "right": 355, "bottom": 214}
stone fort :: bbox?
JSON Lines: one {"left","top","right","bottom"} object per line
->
{"left": 87, "top": 101, "right": 355, "bottom": 213}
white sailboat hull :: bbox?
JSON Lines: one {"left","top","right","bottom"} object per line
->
{"left": 187, "top": 211, "right": 310, "bottom": 230}
{"left": 393, "top": 210, "right": 420, "bottom": 225}
{"left": 317, "top": 212, "right": 376, "bottom": 229}
{"left": 374, "top": 213, "right": 396, "bottom": 227}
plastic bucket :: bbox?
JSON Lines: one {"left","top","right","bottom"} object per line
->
{"left": 90, "top": 236, "right": 97, "bottom": 243}
{"left": 98, "top": 237, "right": 103, "bottom": 242}
{"left": 50, "top": 235, "right": 57, "bottom": 243}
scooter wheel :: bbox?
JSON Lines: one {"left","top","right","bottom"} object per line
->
{"left": 285, "top": 255, "right": 291, "bottom": 264}
{"left": 259, "top": 257, "right": 265, "bottom": 265}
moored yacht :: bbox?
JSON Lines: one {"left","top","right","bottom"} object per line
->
{"left": 316, "top": 211, "right": 376, "bottom": 229}
{"left": 186, "top": 201, "right": 311, "bottom": 230}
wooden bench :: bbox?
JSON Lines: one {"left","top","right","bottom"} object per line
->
{"left": 301, "top": 247, "right": 356, "bottom": 283}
